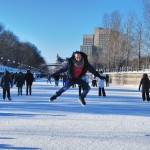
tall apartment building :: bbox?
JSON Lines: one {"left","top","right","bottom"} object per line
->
{"left": 80, "top": 27, "right": 110, "bottom": 55}
{"left": 94, "top": 27, "right": 110, "bottom": 51}
{"left": 80, "top": 34, "right": 95, "bottom": 55}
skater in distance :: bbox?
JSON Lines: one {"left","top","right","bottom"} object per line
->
{"left": 50, "top": 51, "right": 105, "bottom": 106}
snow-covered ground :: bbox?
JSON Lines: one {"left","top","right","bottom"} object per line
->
{"left": 0, "top": 78, "right": 150, "bottom": 150}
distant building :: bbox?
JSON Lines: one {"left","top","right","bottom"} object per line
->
{"left": 80, "top": 27, "right": 112, "bottom": 55}
{"left": 94, "top": 27, "right": 111, "bottom": 52}
{"left": 80, "top": 34, "right": 95, "bottom": 55}
{"left": 80, "top": 34, "right": 97, "bottom": 55}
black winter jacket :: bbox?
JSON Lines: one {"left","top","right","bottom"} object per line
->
{"left": 14, "top": 73, "right": 25, "bottom": 87}
{"left": 0, "top": 70, "right": 12, "bottom": 89}
{"left": 25, "top": 73, "right": 34, "bottom": 85}
{"left": 139, "top": 74, "right": 150, "bottom": 92}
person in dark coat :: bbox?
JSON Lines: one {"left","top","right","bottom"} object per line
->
{"left": 105, "top": 74, "right": 109, "bottom": 87}
{"left": 14, "top": 71, "right": 25, "bottom": 96}
{"left": 24, "top": 69, "right": 34, "bottom": 95}
{"left": 0, "top": 70, "right": 13, "bottom": 100}
{"left": 49, "top": 51, "right": 105, "bottom": 106}
{"left": 53, "top": 74, "right": 60, "bottom": 86}
{"left": 139, "top": 73, "right": 150, "bottom": 101}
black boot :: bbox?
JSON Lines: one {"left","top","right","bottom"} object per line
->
{"left": 78, "top": 96, "right": 86, "bottom": 106}
{"left": 49, "top": 93, "right": 60, "bottom": 102}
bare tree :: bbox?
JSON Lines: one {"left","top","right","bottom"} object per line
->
{"left": 0, "top": 22, "right": 48, "bottom": 71}
{"left": 102, "top": 13, "right": 111, "bottom": 71}
{"left": 143, "top": 0, "right": 150, "bottom": 69}
{"left": 102, "top": 10, "right": 124, "bottom": 71}
{"left": 0, "top": 30, "right": 19, "bottom": 65}
{"left": 144, "top": 0, "right": 150, "bottom": 30}
{"left": 135, "top": 20, "right": 144, "bottom": 70}
{"left": 123, "top": 11, "right": 136, "bottom": 69}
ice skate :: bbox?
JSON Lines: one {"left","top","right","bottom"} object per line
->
{"left": 49, "top": 94, "right": 58, "bottom": 102}
{"left": 78, "top": 96, "right": 86, "bottom": 107}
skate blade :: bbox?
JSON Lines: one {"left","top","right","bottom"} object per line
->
{"left": 49, "top": 98, "right": 53, "bottom": 102}
{"left": 78, "top": 99, "right": 86, "bottom": 107}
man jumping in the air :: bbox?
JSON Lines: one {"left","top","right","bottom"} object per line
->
{"left": 50, "top": 51, "right": 105, "bottom": 106}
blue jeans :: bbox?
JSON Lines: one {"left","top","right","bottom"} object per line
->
{"left": 56, "top": 79, "right": 90, "bottom": 98}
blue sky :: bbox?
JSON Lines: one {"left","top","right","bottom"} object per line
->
{"left": 0, "top": 0, "right": 144, "bottom": 63}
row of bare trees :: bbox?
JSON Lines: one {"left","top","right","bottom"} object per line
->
{"left": 89, "top": 0, "right": 150, "bottom": 72}
{"left": 0, "top": 23, "right": 48, "bottom": 72}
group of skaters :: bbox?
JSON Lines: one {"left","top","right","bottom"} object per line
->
{"left": 0, "top": 69, "right": 34, "bottom": 101}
